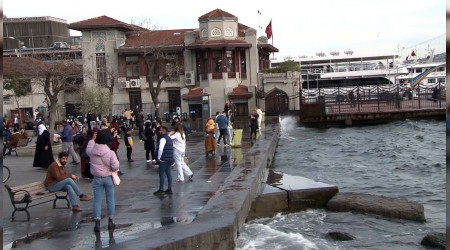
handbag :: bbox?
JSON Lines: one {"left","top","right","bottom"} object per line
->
{"left": 111, "top": 171, "right": 121, "bottom": 186}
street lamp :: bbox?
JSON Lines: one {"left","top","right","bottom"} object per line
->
{"left": 6, "top": 37, "right": 24, "bottom": 57}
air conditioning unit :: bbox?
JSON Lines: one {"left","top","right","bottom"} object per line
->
{"left": 129, "top": 79, "right": 141, "bottom": 88}
{"left": 120, "top": 80, "right": 130, "bottom": 89}
{"left": 185, "top": 71, "right": 195, "bottom": 86}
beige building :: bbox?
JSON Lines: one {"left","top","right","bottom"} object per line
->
{"left": 69, "top": 9, "right": 278, "bottom": 118}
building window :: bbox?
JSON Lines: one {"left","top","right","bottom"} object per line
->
{"left": 438, "top": 67, "right": 445, "bottom": 72}
{"left": 225, "top": 27, "right": 234, "bottom": 37}
{"left": 95, "top": 39, "right": 105, "bottom": 52}
{"left": 201, "top": 29, "right": 208, "bottom": 38}
{"left": 213, "top": 51, "right": 222, "bottom": 73}
{"left": 415, "top": 68, "right": 423, "bottom": 73}
{"left": 211, "top": 28, "right": 222, "bottom": 37}
{"left": 226, "top": 51, "right": 233, "bottom": 72}
{"left": 427, "top": 78, "right": 436, "bottom": 83}
{"left": 438, "top": 78, "right": 446, "bottom": 83}
{"left": 126, "top": 56, "right": 139, "bottom": 78}
{"left": 96, "top": 53, "right": 107, "bottom": 84}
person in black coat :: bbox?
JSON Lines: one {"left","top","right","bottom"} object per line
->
{"left": 144, "top": 121, "right": 156, "bottom": 163}
{"left": 33, "top": 124, "right": 54, "bottom": 169}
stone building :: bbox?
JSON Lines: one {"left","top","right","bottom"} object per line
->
{"left": 69, "top": 9, "right": 278, "bottom": 118}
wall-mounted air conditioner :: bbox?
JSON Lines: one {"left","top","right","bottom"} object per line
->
{"left": 129, "top": 79, "right": 141, "bottom": 88}
{"left": 120, "top": 80, "right": 130, "bottom": 89}
{"left": 185, "top": 71, "right": 195, "bottom": 86}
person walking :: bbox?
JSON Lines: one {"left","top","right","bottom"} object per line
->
{"left": 61, "top": 120, "right": 80, "bottom": 164}
{"left": 44, "top": 151, "right": 92, "bottom": 212}
{"left": 123, "top": 109, "right": 132, "bottom": 128}
{"left": 136, "top": 110, "right": 145, "bottom": 141}
{"left": 33, "top": 124, "right": 54, "bottom": 169}
{"left": 227, "top": 110, "right": 234, "bottom": 146}
{"left": 86, "top": 129, "right": 120, "bottom": 233}
{"left": 80, "top": 129, "right": 94, "bottom": 179}
{"left": 170, "top": 123, "right": 193, "bottom": 182}
{"left": 124, "top": 127, "right": 134, "bottom": 162}
{"left": 249, "top": 110, "right": 259, "bottom": 139}
{"left": 256, "top": 106, "right": 263, "bottom": 131}
{"left": 153, "top": 126, "right": 174, "bottom": 195}
{"left": 216, "top": 111, "right": 229, "bottom": 146}
{"left": 144, "top": 121, "right": 156, "bottom": 163}
{"left": 205, "top": 118, "right": 217, "bottom": 156}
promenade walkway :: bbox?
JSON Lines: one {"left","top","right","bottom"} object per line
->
{"left": 2, "top": 124, "right": 259, "bottom": 249}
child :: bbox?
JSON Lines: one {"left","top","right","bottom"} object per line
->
{"left": 124, "top": 127, "right": 134, "bottom": 162}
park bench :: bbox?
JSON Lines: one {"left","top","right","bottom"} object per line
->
{"left": 5, "top": 181, "right": 69, "bottom": 221}
{"left": 8, "top": 137, "right": 32, "bottom": 157}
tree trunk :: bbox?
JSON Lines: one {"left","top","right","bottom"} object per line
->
{"left": 48, "top": 99, "right": 58, "bottom": 134}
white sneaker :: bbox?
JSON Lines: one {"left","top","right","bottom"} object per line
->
{"left": 152, "top": 160, "right": 157, "bottom": 164}
{"left": 147, "top": 160, "right": 152, "bottom": 163}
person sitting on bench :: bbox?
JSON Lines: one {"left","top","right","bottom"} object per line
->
{"left": 4, "top": 128, "right": 28, "bottom": 155}
{"left": 44, "top": 152, "right": 92, "bottom": 212}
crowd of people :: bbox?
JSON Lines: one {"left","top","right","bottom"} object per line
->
{"left": 3, "top": 103, "right": 265, "bottom": 234}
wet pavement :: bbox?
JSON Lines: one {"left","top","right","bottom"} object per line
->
{"left": 2, "top": 122, "right": 260, "bottom": 249}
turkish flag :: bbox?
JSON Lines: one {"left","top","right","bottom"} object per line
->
{"left": 411, "top": 50, "right": 416, "bottom": 57}
{"left": 265, "top": 20, "right": 272, "bottom": 39}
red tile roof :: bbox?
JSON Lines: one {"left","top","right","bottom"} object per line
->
{"left": 228, "top": 85, "right": 253, "bottom": 99}
{"left": 69, "top": 15, "right": 146, "bottom": 31}
{"left": 186, "top": 39, "right": 251, "bottom": 50}
{"left": 199, "top": 9, "right": 236, "bottom": 19}
{"left": 182, "top": 87, "right": 204, "bottom": 101}
{"left": 4, "top": 57, "right": 48, "bottom": 77}
{"left": 117, "top": 29, "right": 196, "bottom": 50}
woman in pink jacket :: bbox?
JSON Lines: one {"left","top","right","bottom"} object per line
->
{"left": 86, "top": 130, "right": 120, "bottom": 233}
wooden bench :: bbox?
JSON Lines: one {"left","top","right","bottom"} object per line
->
{"left": 5, "top": 181, "right": 69, "bottom": 221}
{"left": 9, "top": 137, "right": 32, "bottom": 157}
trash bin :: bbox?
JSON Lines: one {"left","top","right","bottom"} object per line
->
{"left": 232, "top": 129, "right": 243, "bottom": 148}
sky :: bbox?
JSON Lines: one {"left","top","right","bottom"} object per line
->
{"left": 3, "top": 0, "right": 447, "bottom": 60}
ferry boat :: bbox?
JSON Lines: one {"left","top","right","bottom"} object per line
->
{"left": 297, "top": 53, "right": 409, "bottom": 90}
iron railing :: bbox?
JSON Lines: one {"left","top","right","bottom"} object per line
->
{"left": 300, "top": 83, "right": 446, "bottom": 115}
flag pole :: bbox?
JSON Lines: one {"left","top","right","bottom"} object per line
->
{"left": 271, "top": 19, "right": 274, "bottom": 60}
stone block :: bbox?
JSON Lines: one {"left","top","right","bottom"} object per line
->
{"left": 326, "top": 192, "right": 425, "bottom": 222}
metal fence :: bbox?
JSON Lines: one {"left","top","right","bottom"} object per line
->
{"left": 300, "top": 83, "right": 446, "bottom": 115}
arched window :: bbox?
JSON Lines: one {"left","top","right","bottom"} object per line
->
{"left": 210, "top": 28, "right": 222, "bottom": 37}
{"left": 201, "top": 29, "right": 208, "bottom": 38}
{"left": 225, "top": 27, "right": 234, "bottom": 37}
{"left": 95, "top": 39, "right": 105, "bottom": 52}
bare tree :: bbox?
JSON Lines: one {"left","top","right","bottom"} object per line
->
{"left": 3, "top": 72, "right": 31, "bottom": 126}
{"left": 129, "top": 18, "right": 182, "bottom": 118}
{"left": 4, "top": 55, "right": 82, "bottom": 134}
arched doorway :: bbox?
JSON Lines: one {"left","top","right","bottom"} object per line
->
{"left": 265, "top": 89, "right": 289, "bottom": 116}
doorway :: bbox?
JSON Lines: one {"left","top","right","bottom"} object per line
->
{"left": 129, "top": 91, "right": 142, "bottom": 110}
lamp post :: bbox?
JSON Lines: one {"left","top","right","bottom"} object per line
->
{"left": 6, "top": 37, "right": 24, "bottom": 57}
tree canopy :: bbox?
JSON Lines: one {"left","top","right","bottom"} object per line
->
{"left": 262, "top": 60, "right": 301, "bottom": 73}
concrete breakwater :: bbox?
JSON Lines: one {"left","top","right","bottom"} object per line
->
{"left": 248, "top": 170, "right": 425, "bottom": 223}
{"left": 110, "top": 119, "right": 281, "bottom": 249}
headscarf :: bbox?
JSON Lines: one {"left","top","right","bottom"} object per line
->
{"left": 38, "top": 124, "right": 46, "bottom": 135}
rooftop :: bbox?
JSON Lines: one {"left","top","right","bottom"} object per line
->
{"left": 69, "top": 15, "right": 146, "bottom": 31}
{"left": 199, "top": 9, "right": 236, "bottom": 19}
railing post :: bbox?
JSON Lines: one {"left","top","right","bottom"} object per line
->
{"left": 338, "top": 86, "right": 341, "bottom": 113}
{"left": 377, "top": 83, "right": 380, "bottom": 111}
{"left": 357, "top": 86, "right": 360, "bottom": 112}
{"left": 439, "top": 82, "right": 442, "bottom": 108}
{"left": 397, "top": 82, "right": 400, "bottom": 110}
{"left": 418, "top": 85, "right": 421, "bottom": 109}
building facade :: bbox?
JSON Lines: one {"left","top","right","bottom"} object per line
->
{"left": 4, "top": 16, "right": 70, "bottom": 50}
{"left": 69, "top": 9, "right": 278, "bottom": 118}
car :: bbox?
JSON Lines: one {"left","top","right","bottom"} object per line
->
{"left": 53, "top": 42, "right": 69, "bottom": 50}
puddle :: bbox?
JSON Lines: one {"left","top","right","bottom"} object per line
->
{"left": 128, "top": 208, "right": 151, "bottom": 213}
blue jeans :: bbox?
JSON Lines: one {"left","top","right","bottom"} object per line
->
{"left": 158, "top": 161, "right": 173, "bottom": 190}
{"left": 48, "top": 178, "right": 82, "bottom": 207}
{"left": 93, "top": 176, "right": 115, "bottom": 220}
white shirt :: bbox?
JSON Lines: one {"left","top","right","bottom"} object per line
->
{"left": 169, "top": 132, "right": 186, "bottom": 153}
{"left": 157, "top": 138, "right": 166, "bottom": 161}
